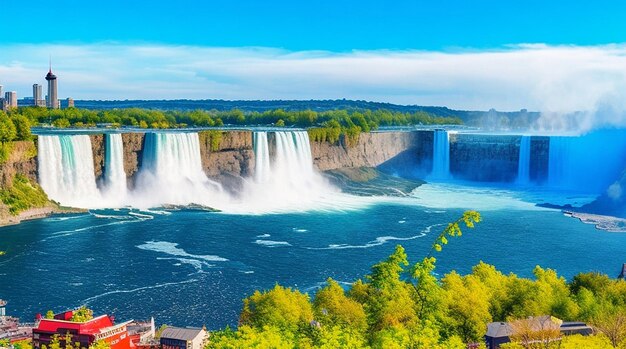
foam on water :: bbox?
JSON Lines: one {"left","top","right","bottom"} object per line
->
{"left": 306, "top": 224, "right": 438, "bottom": 250}
{"left": 137, "top": 241, "right": 229, "bottom": 262}
{"left": 254, "top": 240, "right": 292, "bottom": 247}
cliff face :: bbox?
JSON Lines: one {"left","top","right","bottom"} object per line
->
{"left": 0, "top": 141, "right": 38, "bottom": 188}
{"left": 90, "top": 134, "right": 105, "bottom": 180}
{"left": 311, "top": 132, "right": 423, "bottom": 171}
{"left": 198, "top": 131, "right": 255, "bottom": 178}
{"left": 121, "top": 133, "right": 145, "bottom": 180}
{"left": 448, "top": 134, "right": 549, "bottom": 182}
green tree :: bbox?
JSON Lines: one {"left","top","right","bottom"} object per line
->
{"left": 52, "top": 118, "right": 70, "bottom": 128}
{"left": 0, "top": 113, "right": 17, "bottom": 143}
{"left": 239, "top": 284, "right": 314, "bottom": 334}
{"left": 70, "top": 306, "right": 94, "bottom": 322}
{"left": 11, "top": 115, "right": 31, "bottom": 141}
{"left": 314, "top": 278, "right": 367, "bottom": 332}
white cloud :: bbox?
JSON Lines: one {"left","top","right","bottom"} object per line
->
{"left": 1, "top": 43, "right": 626, "bottom": 131}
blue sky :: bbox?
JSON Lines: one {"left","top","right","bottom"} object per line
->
{"left": 3, "top": 0, "right": 625, "bottom": 50}
{"left": 1, "top": 0, "right": 626, "bottom": 124}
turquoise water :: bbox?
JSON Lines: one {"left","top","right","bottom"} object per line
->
{"left": 0, "top": 188, "right": 623, "bottom": 328}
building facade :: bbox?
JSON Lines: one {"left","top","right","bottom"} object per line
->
{"left": 160, "top": 327, "right": 207, "bottom": 349}
{"left": 33, "top": 84, "right": 45, "bottom": 106}
{"left": 32, "top": 310, "right": 131, "bottom": 349}
{"left": 4, "top": 92, "right": 17, "bottom": 109}
{"left": 66, "top": 97, "right": 75, "bottom": 108}
{"left": 45, "top": 69, "right": 59, "bottom": 109}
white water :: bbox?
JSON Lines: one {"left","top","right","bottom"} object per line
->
{"left": 38, "top": 135, "right": 102, "bottom": 207}
{"left": 430, "top": 130, "right": 450, "bottom": 179}
{"left": 103, "top": 134, "right": 127, "bottom": 200}
{"left": 253, "top": 132, "right": 270, "bottom": 183}
{"left": 243, "top": 131, "right": 372, "bottom": 213}
{"left": 133, "top": 132, "right": 226, "bottom": 208}
{"left": 517, "top": 135, "right": 531, "bottom": 184}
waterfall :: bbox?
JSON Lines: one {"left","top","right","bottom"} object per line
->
{"left": 273, "top": 131, "right": 315, "bottom": 184}
{"left": 242, "top": 130, "right": 359, "bottom": 213}
{"left": 431, "top": 130, "right": 450, "bottom": 179}
{"left": 548, "top": 136, "right": 572, "bottom": 189}
{"left": 38, "top": 135, "right": 101, "bottom": 207}
{"left": 134, "top": 132, "right": 223, "bottom": 207}
{"left": 517, "top": 136, "right": 531, "bottom": 184}
{"left": 103, "top": 133, "right": 127, "bottom": 198}
{"left": 253, "top": 132, "right": 270, "bottom": 183}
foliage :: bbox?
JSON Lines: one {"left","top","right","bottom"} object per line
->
{"left": 11, "top": 339, "right": 32, "bottom": 349}
{"left": 11, "top": 115, "right": 32, "bottom": 141}
{"left": 0, "top": 112, "right": 17, "bottom": 143}
{"left": 155, "top": 324, "right": 169, "bottom": 339}
{"left": 0, "top": 142, "right": 13, "bottom": 164}
{"left": 239, "top": 284, "right": 314, "bottom": 334}
{"left": 70, "top": 306, "right": 94, "bottom": 322}
{"left": 0, "top": 174, "right": 51, "bottom": 215}
{"left": 45, "top": 310, "right": 55, "bottom": 319}
{"left": 199, "top": 131, "right": 223, "bottom": 152}
{"left": 89, "top": 340, "right": 111, "bottom": 349}
{"left": 7, "top": 107, "right": 461, "bottom": 148}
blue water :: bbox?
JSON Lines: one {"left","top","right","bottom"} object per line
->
{"left": 0, "top": 195, "right": 624, "bottom": 329}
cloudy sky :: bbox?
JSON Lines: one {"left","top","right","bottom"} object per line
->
{"left": 1, "top": 0, "right": 626, "bottom": 120}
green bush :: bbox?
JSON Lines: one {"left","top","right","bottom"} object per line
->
{"left": 0, "top": 174, "right": 51, "bottom": 215}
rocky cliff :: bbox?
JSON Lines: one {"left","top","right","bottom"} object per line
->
{"left": 0, "top": 141, "right": 38, "bottom": 188}
{"left": 448, "top": 134, "right": 549, "bottom": 182}
{"left": 310, "top": 132, "right": 424, "bottom": 171}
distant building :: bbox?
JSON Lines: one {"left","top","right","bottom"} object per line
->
{"left": 485, "top": 316, "right": 592, "bottom": 349}
{"left": 45, "top": 67, "right": 59, "bottom": 109}
{"left": 0, "top": 300, "right": 33, "bottom": 343}
{"left": 128, "top": 319, "right": 158, "bottom": 349}
{"left": 0, "top": 85, "right": 3, "bottom": 97}
{"left": 33, "top": 84, "right": 45, "bottom": 106}
{"left": 4, "top": 92, "right": 17, "bottom": 109}
{"left": 0, "top": 98, "right": 6, "bottom": 112}
{"left": 32, "top": 310, "right": 132, "bottom": 349}
{"left": 67, "top": 97, "right": 75, "bottom": 108}
{"left": 160, "top": 327, "right": 208, "bottom": 349}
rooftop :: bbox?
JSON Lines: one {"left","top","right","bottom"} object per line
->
{"left": 160, "top": 327, "right": 204, "bottom": 341}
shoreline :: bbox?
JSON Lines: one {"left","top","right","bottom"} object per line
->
{"left": 0, "top": 206, "right": 87, "bottom": 227}
{"left": 564, "top": 211, "right": 626, "bottom": 233}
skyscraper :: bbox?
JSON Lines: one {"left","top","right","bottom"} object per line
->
{"left": 0, "top": 85, "right": 3, "bottom": 97}
{"left": 45, "top": 65, "right": 59, "bottom": 109}
{"left": 5, "top": 91, "right": 17, "bottom": 109}
{"left": 33, "top": 84, "right": 44, "bottom": 106}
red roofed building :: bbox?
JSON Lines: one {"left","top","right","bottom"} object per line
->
{"left": 32, "top": 310, "right": 131, "bottom": 349}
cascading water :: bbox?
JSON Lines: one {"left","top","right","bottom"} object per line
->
{"left": 548, "top": 136, "right": 573, "bottom": 189}
{"left": 243, "top": 130, "right": 368, "bottom": 213}
{"left": 253, "top": 132, "right": 270, "bottom": 183}
{"left": 431, "top": 130, "right": 450, "bottom": 179}
{"left": 517, "top": 136, "right": 531, "bottom": 184}
{"left": 38, "top": 135, "right": 101, "bottom": 207}
{"left": 134, "top": 132, "right": 224, "bottom": 207}
{"left": 103, "top": 133, "right": 127, "bottom": 199}
{"left": 273, "top": 131, "right": 315, "bottom": 185}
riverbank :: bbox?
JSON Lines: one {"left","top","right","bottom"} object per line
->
{"left": 0, "top": 205, "right": 86, "bottom": 227}
{"left": 565, "top": 211, "right": 626, "bottom": 233}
